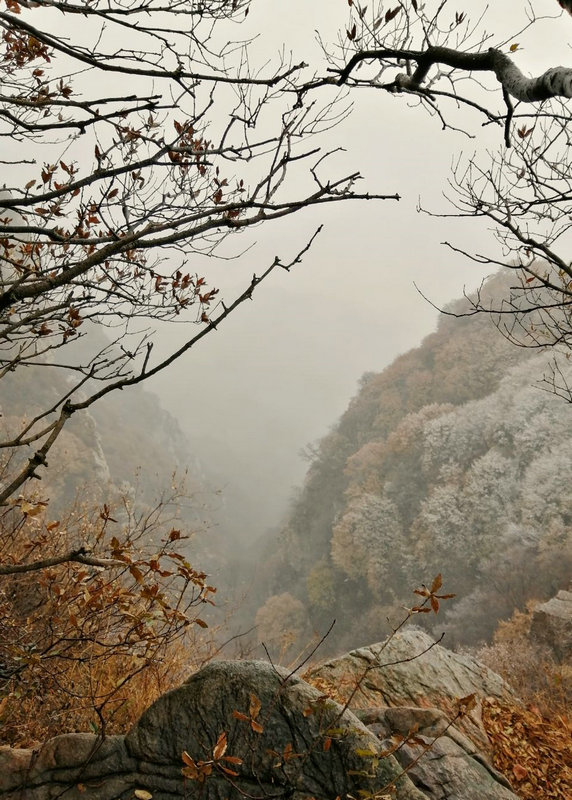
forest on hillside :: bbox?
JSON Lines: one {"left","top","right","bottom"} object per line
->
{"left": 250, "top": 272, "right": 572, "bottom": 655}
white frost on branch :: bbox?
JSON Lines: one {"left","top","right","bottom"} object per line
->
{"left": 392, "top": 48, "right": 572, "bottom": 104}
{"left": 491, "top": 51, "right": 572, "bottom": 103}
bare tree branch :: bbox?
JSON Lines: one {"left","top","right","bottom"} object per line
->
{"left": 0, "top": 547, "right": 125, "bottom": 574}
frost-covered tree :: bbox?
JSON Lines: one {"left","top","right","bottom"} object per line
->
{"left": 331, "top": 493, "right": 404, "bottom": 598}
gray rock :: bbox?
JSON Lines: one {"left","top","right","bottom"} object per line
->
{"left": 0, "top": 646, "right": 523, "bottom": 800}
{"left": 530, "top": 589, "right": 572, "bottom": 661}
{"left": 0, "top": 736, "right": 136, "bottom": 799}
{"left": 0, "top": 659, "right": 425, "bottom": 800}
{"left": 306, "top": 629, "right": 517, "bottom": 751}
{"left": 354, "top": 706, "right": 518, "bottom": 800}
{"left": 394, "top": 735, "right": 517, "bottom": 800}
{"left": 126, "top": 659, "right": 425, "bottom": 799}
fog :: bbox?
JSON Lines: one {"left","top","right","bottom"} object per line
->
{"left": 140, "top": 1, "right": 572, "bottom": 541}
{"left": 4, "top": 2, "right": 568, "bottom": 542}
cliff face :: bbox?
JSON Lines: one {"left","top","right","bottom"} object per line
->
{"left": 1, "top": 368, "right": 198, "bottom": 497}
{"left": 251, "top": 271, "right": 572, "bottom": 653}
{"left": 0, "top": 338, "right": 222, "bottom": 573}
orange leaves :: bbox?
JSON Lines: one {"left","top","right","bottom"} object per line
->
{"left": 513, "top": 763, "right": 528, "bottom": 782}
{"left": 169, "top": 118, "right": 237, "bottom": 211}
{"left": 232, "top": 693, "right": 264, "bottom": 734}
{"left": 109, "top": 535, "right": 128, "bottom": 561}
{"left": 173, "top": 119, "right": 193, "bottom": 137}
{"left": 347, "top": 0, "right": 401, "bottom": 39}
{"left": 2, "top": 29, "right": 52, "bottom": 69}
{"left": 17, "top": 497, "right": 48, "bottom": 518}
{"left": 302, "top": 693, "right": 333, "bottom": 718}
{"left": 181, "top": 750, "right": 211, "bottom": 783}
{"left": 170, "top": 119, "right": 200, "bottom": 170}
{"left": 128, "top": 564, "right": 144, "bottom": 585}
{"left": 412, "top": 573, "right": 455, "bottom": 614}
{"left": 212, "top": 731, "right": 228, "bottom": 761}
{"left": 482, "top": 699, "right": 572, "bottom": 800}
{"left": 282, "top": 741, "right": 295, "bottom": 761}
{"left": 181, "top": 732, "right": 243, "bottom": 783}
{"left": 518, "top": 124, "right": 534, "bottom": 139}
{"left": 268, "top": 740, "right": 304, "bottom": 768}
{"left": 67, "top": 307, "right": 82, "bottom": 328}
{"left": 24, "top": 161, "right": 77, "bottom": 218}
{"left": 219, "top": 758, "right": 242, "bottom": 777}
{"left": 455, "top": 693, "right": 477, "bottom": 717}
{"left": 144, "top": 268, "right": 217, "bottom": 316}
{"left": 173, "top": 272, "right": 192, "bottom": 292}
{"left": 1, "top": 488, "right": 217, "bottom": 747}
{"left": 249, "top": 694, "right": 264, "bottom": 733}
{"left": 199, "top": 288, "right": 219, "bottom": 305}
{"left": 41, "top": 164, "right": 56, "bottom": 184}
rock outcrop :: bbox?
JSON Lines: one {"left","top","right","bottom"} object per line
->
{"left": 356, "top": 706, "right": 516, "bottom": 800}
{"left": 0, "top": 637, "right": 521, "bottom": 800}
{"left": 0, "top": 660, "right": 425, "bottom": 800}
{"left": 530, "top": 589, "right": 572, "bottom": 661}
{"left": 306, "top": 628, "right": 517, "bottom": 753}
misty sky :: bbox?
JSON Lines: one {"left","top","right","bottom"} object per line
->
{"left": 147, "top": 1, "right": 572, "bottom": 541}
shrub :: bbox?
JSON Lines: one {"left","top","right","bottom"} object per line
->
{"left": 0, "top": 491, "right": 215, "bottom": 746}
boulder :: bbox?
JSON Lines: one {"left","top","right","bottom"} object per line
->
{"left": 529, "top": 589, "right": 572, "bottom": 660}
{"left": 305, "top": 628, "right": 517, "bottom": 752}
{"left": 0, "top": 736, "right": 136, "bottom": 799}
{"left": 0, "top": 642, "right": 523, "bottom": 800}
{"left": 356, "top": 706, "right": 517, "bottom": 800}
{"left": 0, "top": 659, "right": 425, "bottom": 800}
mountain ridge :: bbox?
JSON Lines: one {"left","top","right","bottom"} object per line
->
{"left": 247, "top": 271, "right": 572, "bottom": 655}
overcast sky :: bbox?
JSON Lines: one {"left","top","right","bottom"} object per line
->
{"left": 147, "top": 1, "right": 572, "bottom": 541}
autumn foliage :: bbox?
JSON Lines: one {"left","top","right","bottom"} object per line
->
{"left": 0, "top": 493, "right": 214, "bottom": 746}
{"left": 483, "top": 700, "right": 571, "bottom": 800}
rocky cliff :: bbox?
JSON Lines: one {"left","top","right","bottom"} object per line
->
{"left": 0, "top": 631, "right": 526, "bottom": 800}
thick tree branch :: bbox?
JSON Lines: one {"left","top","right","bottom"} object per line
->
{"left": 0, "top": 547, "right": 125, "bottom": 575}
{"left": 332, "top": 45, "right": 572, "bottom": 104}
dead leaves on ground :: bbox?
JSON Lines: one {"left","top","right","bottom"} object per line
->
{"left": 482, "top": 699, "right": 571, "bottom": 800}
